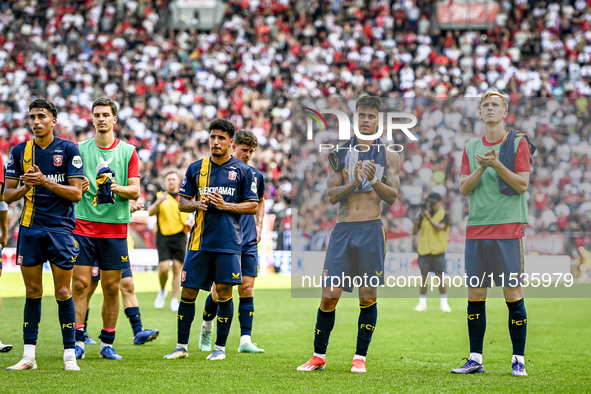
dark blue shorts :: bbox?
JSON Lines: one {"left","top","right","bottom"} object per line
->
{"left": 241, "top": 250, "right": 258, "bottom": 278}
{"left": 181, "top": 251, "right": 241, "bottom": 291}
{"left": 323, "top": 219, "right": 386, "bottom": 292}
{"left": 74, "top": 235, "right": 130, "bottom": 271}
{"left": 465, "top": 238, "right": 524, "bottom": 288}
{"left": 16, "top": 227, "right": 78, "bottom": 270}
{"left": 91, "top": 261, "right": 133, "bottom": 281}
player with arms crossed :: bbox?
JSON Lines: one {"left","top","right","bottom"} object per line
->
{"left": 72, "top": 98, "right": 157, "bottom": 361}
{"left": 298, "top": 96, "right": 400, "bottom": 373}
{"left": 164, "top": 119, "right": 258, "bottom": 361}
{"left": 5, "top": 99, "right": 84, "bottom": 371}
{"left": 452, "top": 92, "right": 532, "bottom": 376}
{"left": 199, "top": 129, "right": 266, "bottom": 354}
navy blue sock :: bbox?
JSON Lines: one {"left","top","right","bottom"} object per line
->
{"left": 467, "top": 301, "right": 486, "bottom": 355}
{"left": 99, "top": 329, "right": 115, "bottom": 345}
{"left": 314, "top": 308, "right": 335, "bottom": 355}
{"left": 507, "top": 298, "right": 527, "bottom": 356}
{"left": 23, "top": 297, "right": 42, "bottom": 346}
{"left": 356, "top": 303, "right": 377, "bottom": 357}
{"left": 215, "top": 297, "right": 234, "bottom": 347}
{"left": 57, "top": 296, "right": 76, "bottom": 350}
{"left": 84, "top": 308, "right": 90, "bottom": 333}
{"left": 125, "top": 307, "right": 143, "bottom": 336}
{"left": 76, "top": 328, "right": 86, "bottom": 343}
{"left": 238, "top": 297, "right": 254, "bottom": 337}
{"left": 177, "top": 297, "right": 196, "bottom": 345}
{"left": 203, "top": 293, "right": 218, "bottom": 322}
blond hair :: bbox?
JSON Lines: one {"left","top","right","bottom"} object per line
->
{"left": 479, "top": 91, "right": 508, "bottom": 109}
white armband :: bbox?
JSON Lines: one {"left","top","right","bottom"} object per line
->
{"left": 0, "top": 201, "right": 7, "bottom": 211}
{"left": 369, "top": 177, "right": 378, "bottom": 185}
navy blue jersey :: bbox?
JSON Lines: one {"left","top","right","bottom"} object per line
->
{"left": 6, "top": 137, "right": 84, "bottom": 233}
{"left": 240, "top": 166, "right": 265, "bottom": 252}
{"left": 180, "top": 156, "right": 258, "bottom": 253}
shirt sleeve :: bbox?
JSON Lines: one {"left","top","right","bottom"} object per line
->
{"left": 66, "top": 143, "right": 85, "bottom": 179}
{"left": 514, "top": 137, "right": 531, "bottom": 173}
{"left": 128, "top": 150, "right": 140, "bottom": 178}
{"left": 460, "top": 148, "right": 471, "bottom": 176}
{"left": 257, "top": 171, "right": 265, "bottom": 199}
{"left": 5, "top": 146, "right": 22, "bottom": 180}
{"left": 179, "top": 164, "right": 197, "bottom": 199}
{"left": 240, "top": 166, "right": 259, "bottom": 202}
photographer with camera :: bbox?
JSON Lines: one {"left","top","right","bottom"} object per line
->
{"left": 412, "top": 193, "right": 451, "bottom": 312}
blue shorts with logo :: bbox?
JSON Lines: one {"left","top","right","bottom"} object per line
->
{"left": 17, "top": 226, "right": 78, "bottom": 270}
{"left": 91, "top": 261, "right": 133, "bottom": 281}
{"left": 74, "top": 235, "right": 130, "bottom": 271}
{"left": 241, "top": 249, "right": 258, "bottom": 278}
{"left": 465, "top": 238, "right": 524, "bottom": 288}
{"left": 181, "top": 250, "right": 242, "bottom": 291}
{"left": 323, "top": 219, "right": 386, "bottom": 292}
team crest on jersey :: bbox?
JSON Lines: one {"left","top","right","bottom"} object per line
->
{"left": 182, "top": 271, "right": 187, "bottom": 282}
{"left": 228, "top": 171, "right": 237, "bottom": 180}
{"left": 53, "top": 155, "right": 63, "bottom": 166}
{"left": 322, "top": 269, "right": 328, "bottom": 281}
{"left": 17, "top": 255, "right": 23, "bottom": 265}
{"left": 92, "top": 267, "right": 99, "bottom": 276}
{"left": 7, "top": 154, "right": 13, "bottom": 166}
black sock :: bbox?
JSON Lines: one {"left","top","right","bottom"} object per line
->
{"left": 125, "top": 307, "right": 143, "bottom": 336}
{"left": 23, "top": 297, "right": 42, "bottom": 346}
{"left": 356, "top": 303, "right": 377, "bottom": 357}
{"left": 467, "top": 301, "right": 486, "bottom": 355}
{"left": 84, "top": 308, "right": 90, "bottom": 333}
{"left": 215, "top": 297, "right": 234, "bottom": 347}
{"left": 313, "top": 308, "right": 335, "bottom": 355}
{"left": 507, "top": 298, "right": 527, "bottom": 356}
{"left": 57, "top": 296, "right": 76, "bottom": 350}
{"left": 99, "top": 329, "right": 115, "bottom": 345}
{"left": 203, "top": 293, "right": 218, "bottom": 322}
{"left": 238, "top": 297, "right": 254, "bottom": 337}
{"left": 177, "top": 297, "right": 196, "bottom": 345}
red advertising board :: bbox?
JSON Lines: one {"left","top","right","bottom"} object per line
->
{"left": 436, "top": 1, "right": 499, "bottom": 29}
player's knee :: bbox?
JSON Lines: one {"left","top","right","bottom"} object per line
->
{"left": 320, "top": 298, "right": 338, "bottom": 311}
{"left": 238, "top": 285, "right": 253, "bottom": 298}
{"left": 102, "top": 281, "right": 120, "bottom": 297}
{"left": 55, "top": 286, "right": 71, "bottom": 300}
{"left": 215, "top": 286, "right": 232, "bottom": 300}
{"left": 25, "top": 285, "right": 43, "bottom": 298}
{"left": 120, "top": 279, "right": 134, "bottom": 294}
{"left": 181, "top": 287, "right": 198, "bottom": 300}
{"left": 73, "top": 279, "right": 89, "bottom": 294}
{"left": 359, "top": 298, "right": 377, "bottom": 307}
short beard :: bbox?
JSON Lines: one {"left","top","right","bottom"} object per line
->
{"left": 212, "top": 151, "right": 223, "bottom": 157}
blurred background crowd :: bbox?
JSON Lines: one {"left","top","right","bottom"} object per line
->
{"left": 0, "top": 0, "right": 590, "bottom": 266}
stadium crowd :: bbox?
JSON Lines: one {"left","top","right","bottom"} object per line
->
{"left": 0, "top": 0, "right": 590, "bottom": 250}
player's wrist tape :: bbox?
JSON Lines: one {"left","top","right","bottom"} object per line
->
{"left": 0, "top": 201, "right": 7, "bottom": 211}
{"left": 369, "top": 177, "right": 377, "bottom": 185}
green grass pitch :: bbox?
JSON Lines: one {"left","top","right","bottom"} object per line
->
{"left": 0, "top": 273, "right": 589, "bottom": 393}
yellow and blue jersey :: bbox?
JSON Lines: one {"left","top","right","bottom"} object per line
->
{"left": 180, "top": 156, "right": 258, "bottom": 253}
{"left": 6, "top": 137, "right": 85, "bottom": 233}
{"left": 240, "top": 166, "right": 265, "bottom": 252}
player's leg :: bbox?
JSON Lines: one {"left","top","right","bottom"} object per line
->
{"left": 206, "top": 253, "right": 242, "bottom": 361}
{"left": 164, "top": 250, "right": 210, "bottom": 359}
{"left": 434, "top": 253, "right": 450, "bottom": 312}
{"left": 0, "top": 267, "right": 12, "bottom": 353}
{"left": 237, "top": 250, "right": 264, "bottom": 353}
{"left": 170, "top": 259, "right": 183, "bottom": 312}
{"left": 500, "top": 238, "right": 527, "bottom": 377}
{"left": 200, "top": 284, "right": 217, "bottom": 352}
{"left": 352, "top": 286, "right": 378, "bottom": 373}
{"left": 83, "top": 277, "right": 99, "bottom": 345}
{"left": 452, "top": 239, "right": 488, "bottom": 374}
{"left": 98, "top": 269, "right": 123, "bottom": 359}
{"left": 72, "top": 235, "right": 97, "bottom": 357}
{"left": 51, "top": 262, "right": 78, "bottom": 371}
{"left": 415, "top": 254, "right": 430, "bottom": 311}
{"left": 6, "top": 265, "right": 43, "bottom": 370}
{"left": 119, "top": 271, "right": 159, "bottom": 345}
{"left": 154, "top": 260, "right": 170, "bottom": 310}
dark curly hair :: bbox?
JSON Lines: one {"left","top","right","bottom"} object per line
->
{"left": 29, "top": 99, "right": 57, "bottom": 118}
{"left": 355, "top": 95, "right": 382, "bottom": 112}
{"left": 208, "top": 118, "right": 236, "bottom": 138}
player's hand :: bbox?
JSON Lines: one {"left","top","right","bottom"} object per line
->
{"left": 194, "top": 200, "right": 208, "bottom": 211}
{"left": 362, "top": 160, "right": 377, "bottom": 183}
{"left": 350, "top": 161, "right": 364, "bottom": 187}
{"left": 256, "top": 228, "right": 262, "bottom": 243}
{"left": 82, "top": 176, "right": 90, "bottom": 193}
{"left": 207, "top": 191, "right": 228, "bottom": 210}
{"left": 21, "top": 165, "right": 46, "bottom": 187}
{"left": 110, "top": 176, "right": 119, "bottom": 192}
{"left": 130, "top": 201, "right": 144, "bottom": 213}
{"left": 474, "top": 149, "right": 499, "bottom": 169}
{"left": 0, "top": 233, "right": 7, "bottom": 248}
